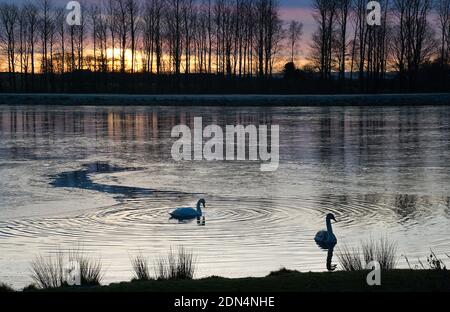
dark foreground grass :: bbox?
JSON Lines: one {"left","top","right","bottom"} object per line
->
{"left": 33, "top": 270, "right": 450, "bottom": 292}
{"left": 0, "top": 283, "right": 14, "bottom": 292}
{"left": 30, "top": 250, "right": 104, "bottom": 289}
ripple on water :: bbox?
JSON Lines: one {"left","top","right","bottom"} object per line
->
{"left": 1, "top": 192, "right": 446, "bottom": 243}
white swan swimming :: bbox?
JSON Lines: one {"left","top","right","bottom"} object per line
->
{"left": 169, "top": 199, "right": 205, "bottom": 220}
{"left": 314, "top": 213, "right": 337, "bottom": 246}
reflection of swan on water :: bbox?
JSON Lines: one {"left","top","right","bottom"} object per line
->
{"left": 314, "top": 213, "right": 337, "bottom": 247}
{"left": 197, "top": 216, "right": 206, "bottom": 226}
{"left": 169, "top": 199, "right": 205, "bottom": 220}
{"left": 326, "top": 246, "right": 337, "bottom": 271}
{"left": 172, "top": 215, "right": 206, "bottom": 226}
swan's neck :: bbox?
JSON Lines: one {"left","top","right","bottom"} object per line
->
{"left": 196, "top": 201, "right": 203, "bottom": 214}
{"left": 326, "top": 218, "right": 333, "bottom": 234}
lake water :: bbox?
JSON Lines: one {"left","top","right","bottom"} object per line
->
{"left": 1, "top": 104, "right": 450, "bottom": 288}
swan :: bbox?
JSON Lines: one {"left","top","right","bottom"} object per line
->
{"left": 314, "top": 213, "right": 337, "bottom": 247}
{"left": 169, "top": 199, "right": 205, "bottom": 220}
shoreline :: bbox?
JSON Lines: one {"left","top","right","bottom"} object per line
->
{"left": 2, "top": 270, "right": 448, "bottom": 292}
{"left": 1, "top": 93, "right": 450, "bottom": 106}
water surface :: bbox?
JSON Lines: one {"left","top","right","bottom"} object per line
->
{"left": 1, "top": 105, "right": 450, "bottom": 287}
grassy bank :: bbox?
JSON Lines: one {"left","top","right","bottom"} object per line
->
{"left": 1, "top": 93, "right": 450, "bottom": 106}
{"left": 28, "top": 269, "right": 450, "bottom": 292}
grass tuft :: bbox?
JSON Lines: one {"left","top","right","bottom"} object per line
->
{"left": 131, "top": 253, "right": 151, "bottom": 281}
{"left": 30, "top": 252, "right": 65, "bottom": 289}
{"left": 30, "top": 250, "right": 104, "bottom": 289}
{"left": 404, "top": 250, "right": 448, "bottom": 271}
{"left": 337, "top": 243, "right": 364, "bottom": 271}
{"left": 154, "top": 247, "right": 196, "bottom": 280}
{"left": 0, "top": 283, "right": 14, "bottom": 292}
{"left": 427, "top": 250, "right": 447, "bottom": 270}
{"left": 337, "top": 237, "right": 398, "bottom": 271}
{"left": 77, "top": 254, "right": 104, "bottom": 286}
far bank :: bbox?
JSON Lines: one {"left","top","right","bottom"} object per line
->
{"left": 1, "top": 93, "right": 450, "bottom": 106}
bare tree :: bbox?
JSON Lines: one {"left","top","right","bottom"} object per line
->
{"left": 437, "top": 0, "right": 450, "bottom": 66}
{"left": 353, "top": 0, "right": 368, "bottom": 81}
{"left": 74, "top": 4, "right": 86, "bottom": 71}
{"left": 206, "top": 0, "right": 213, "bottom": 73}
{"left": 311, "top": 0, "right": 337, "bottom": 79}
{"left": 195, "top": 2, "right": 209, "bottom": 73}
{"left": 48, "top": 8, "right": 56, "bottom": 75}
{"left": 142, "top": 2, "right": 154, "bottom": 73}
{"left": 89, "top": 4, "right": 100, "bottom": 72}
{"left": 0, "top": 3, "right": 19, "bottom": 89}
{"left": 254, "top": 0, "right": 282, "bottom": 77}
{"left": 167, "top": 0, "right": 183, "bottom": 75}
{"left": 336, "top": 0, "right": 350, "bottom": 80}
{"left": 107, "top": 0, "right": 118, "bottom": 72}
{"left": 38, "top": 0, "right": 53, "bottom": 74}
{"left": 126, "top": 0, "right": 140, "bottom": 73}
{"left": 97, "top": 6, "right": 109, "bottom": 73}
{"left": 154, "top": 0, "right": 164, "bottom": 74}
{"left": 182, "top": 0, "right": 195, "bottom": 74}
{"left": 25, "top": 4, "right": 38, "bottom": 80}
{"left": 365, "top": 0, "right": 390, "bottom": 82}
{"left": 17, "top": 7, "right": 28, "bottom": 89}
{"left": 55, "top": 8, "right": 66, "bottom": 74}
{"left": 116, "top": 0, "right": 128, "bottom": 73}
{"left": 392, "top": 0, "right": 436, "bottom": 87}
{"left": 243, "top": 0, "right": 255, "bottom": 76}
{"left": 287, "top": 20, "right": 303, "bottom": 64}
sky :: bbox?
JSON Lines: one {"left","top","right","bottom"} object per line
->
{"left": 1, "top": 0, "right": 317, "bottom": 37}
{"left": 278, "top": 1, "right": 316, "bottom": 42}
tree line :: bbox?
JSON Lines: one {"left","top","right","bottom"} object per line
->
{"left": 309, "top": 0, "right": 450, "bottom": 91}
{"left": 0, "top": 0, "right": 449, "bottom": 94}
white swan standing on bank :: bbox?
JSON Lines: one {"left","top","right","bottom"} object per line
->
{"left": 169, "top": 199, "right": 205, "bottom": 220}
{"left": 315, "top": 213, "right": 337, "bottom": 246}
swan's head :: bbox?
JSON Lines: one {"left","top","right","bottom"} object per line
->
{"left": 326, "top": 213, "right": 336, "bottom": 222}
{"left": 197, "top": 198, "right": 206, "bottom": 209}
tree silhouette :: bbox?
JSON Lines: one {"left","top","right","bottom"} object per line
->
{"left": 0, "top": 0, "right": 448, "bottom": 93}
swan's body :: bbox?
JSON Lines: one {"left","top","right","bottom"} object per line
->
{"left": 170, "top": 199, "right": 205, "bottom": 220}
{"left": 315, "top": 213, "right": 337, "bottom": 247}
